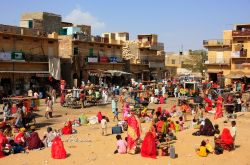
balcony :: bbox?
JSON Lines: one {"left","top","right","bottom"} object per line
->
{"left": 232, "top": 30, "right": 250, "bottom": 37}
{"left": 231, "top": 49, "right": 248, "bottom": 58}
{"left": 204, "top": 58, "right": 231, "bottom": 65}
{"left": 139, "top": 41, "right": 164, "bottom": 50}
{"left": 203, "top": 39, "right": 232, "bottom": 47}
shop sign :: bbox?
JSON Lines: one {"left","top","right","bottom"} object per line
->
{"left": 11, "top": 52, "right": 25, "bottom": 61}
{"left": 0, "top": 52, "right": 11, "bottom": 61}
{"left": 109, "top": 56, "right": 120, "bottom": 63}
{"left": 100, "top": 56, "right": 109, "bottom": 63}
{"left": 87, "top": 56, "right": 98, "bottom": 63}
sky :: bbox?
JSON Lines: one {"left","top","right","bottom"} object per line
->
{"left": 0, "top": 0, "right": 250, "bottom": 52}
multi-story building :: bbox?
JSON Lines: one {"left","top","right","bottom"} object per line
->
{"left": 203, "top": 23, "right": 250, "bottom": 86}
{"left": 59, "top": 30, "right": 125, "bottom": 86}
{"left": 165, "top": 52, "right": 184, "bottom": 77}
{"left": 20, "top": 12, "right": 62, "bottom": 34}
{"left": 0, "top": 24, "right": 58, "bottom": 95}
{"left": 121, "top": 34, "right": 166, "bottom": 81}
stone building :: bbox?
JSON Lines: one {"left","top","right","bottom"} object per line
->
{"left": 0, "top": 24, "right": 58, "bottom": 95}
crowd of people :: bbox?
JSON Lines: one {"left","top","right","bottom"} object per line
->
{"left": 0, "top": 78, "right": 248, "bottom": 160}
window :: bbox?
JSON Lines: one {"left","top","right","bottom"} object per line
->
{"left": 172, "top": 59, "right": 175, "bottom": 64}
{"left": 73, "top": 47, "right": 79, "bottom": 55}
{"left": 107, "top": 46, "right": 112, "bottom": 48}
{"left": 117, "top": 46, "right": 121, "bottom": 49}
{"left": 89, "top": 43, "right": 94, "bottom": 46}
{"left": 3, "top": 36, "right": 10, "bottom": 40}
{"left": 48, "top": 40, "right": 54, "bottom": 44}
{"left": 100, "top": 44, "right": 104, "bottom": 47}
{"left": 28, "top": 20, "right": 33, "bottom": 28}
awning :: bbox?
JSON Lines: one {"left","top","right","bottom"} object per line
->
{"left": 104, "top": 70, "right": 131, "bottom": 76}
{"left": 0, "top": 71, "right": 49, "bottom": 73}
{"left": 151, "top": 71, "right": 159, "bottom": 74}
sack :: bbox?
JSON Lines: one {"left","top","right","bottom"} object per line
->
{"left": 214, "top": 146, "right": 224, "bottom": 155}
{"left": 112, "top": 126, "right": 122, "bottom": 134}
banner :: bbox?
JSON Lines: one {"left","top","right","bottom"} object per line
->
{"left": 0, "top": 52, "right": 11, "bottom": 61}
{"left": 49, "top": 58, "right": 61, "bottom": 80}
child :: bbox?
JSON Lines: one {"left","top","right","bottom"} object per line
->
{"left": 214, "top": 124, "right": 220, "bottom": 140}
{"left": 114, "top": 135, "right": 127, "bottom": 154}
{"left": 101, "top": 116, "right": 107, "bottom": 136}
{"left": 205, "top": 139, "right": 214, "bottom": 153}
{"left": 230, "top": 121, "right": 237, "bottom": 141}
{"left": 190, "top": 119, "right": 199, "bottom": 129}
{"left": 113, "top": 108, "right": 119, "bottom": 122}
{"left": 179, "top": 117, "right": 184, "bottom": 131}
{"left": 175, "top": 121, "right": 180, "bottom": 132}
{"left": 196, "top": 140, "right": 209, "bottom": 157}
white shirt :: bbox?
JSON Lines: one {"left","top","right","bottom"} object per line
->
{"left": 230, "top": 126, "right": 237, "bottom": 139}
{"left": 101, "top": 119, "right": 107, "bottom": 128}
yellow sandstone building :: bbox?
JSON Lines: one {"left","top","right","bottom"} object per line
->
{"left": 203, "top": 24, "right": 250, "bottom": 87}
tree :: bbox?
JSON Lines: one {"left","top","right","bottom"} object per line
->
{"left": 182, "top": 49, "right": 207, "bottom": 76}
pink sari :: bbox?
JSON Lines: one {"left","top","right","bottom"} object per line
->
{"left": 122, "top": 103, "right": 130, "bottom": 120}
{"left": 127, "top": 114, "right": 140, "bottom": 154}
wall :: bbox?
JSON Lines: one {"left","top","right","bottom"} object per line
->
{"left": 58, "top": 35, "right": 73, "bottom": 58}
{"left": 0, "top": 33, "right": 58, "bottom": 57}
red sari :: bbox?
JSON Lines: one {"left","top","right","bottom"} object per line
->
{"left": 0, "top": 132, "right": 8, "bottom": 147}
{"left": 97, "top": 111, "right": 103, "bottom": 123}
{"left": 204, "top": 97, "right": 212, "bottom": 112}
{"left": 141, "top": 132, "right": 157, "bottom": 159}
{"left": 51, "top": 136, "right": 67, "bottom": 159}
{"left": 127, "top": 114, "right": 140, "bottom": 154}
{"left": 216, "top": 128, "right": 234, "bottom": 151}
{"left": 61, "top": 121, "right": 73, "bottom": 135}
{"left": 214, "top": 96, "right": 223, "bottom": 119}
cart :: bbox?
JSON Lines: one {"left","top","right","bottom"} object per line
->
{"left": 62, "top": 89, "right": 82, "bottom": 109}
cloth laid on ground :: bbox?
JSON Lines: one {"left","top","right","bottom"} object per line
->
{"left": 79, "top": 114, "right": 89, "bottom": 125}
{"left": 88, "top": 116, "right": 98, "bottom": 125}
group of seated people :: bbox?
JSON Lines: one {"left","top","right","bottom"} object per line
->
{"left": 0, "top": 119, "right": 78, "bottom": 158}
{"left": 196, "top": 120, "right": 237, "bottom": 157}
{"left": 139, "top": 107, "right": 179, "bottom": 158}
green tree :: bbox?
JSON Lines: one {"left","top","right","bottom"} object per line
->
{"left": 182, "top": 49, "right": 207, "bottom": 76}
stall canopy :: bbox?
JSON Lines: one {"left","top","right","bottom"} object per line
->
{"left": 88, "top": 69, "right": 131, "bottom": 77}
{"left": 104, "top": 70, "right": 131, "bottom": 76}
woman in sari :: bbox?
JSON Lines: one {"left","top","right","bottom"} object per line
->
{"left": 214, "top": 95, "right": 223, "bottom": 119}
{"left": 97, "top": 111, "right": 103, "bottom": 123}
{"left": 204, "top": 96, "right": 212, "bottom": 112}
{"left": 215, "top": 128, "right": 234, "bottom": 151}
{"left": 127, "top": 110, "right": 141, "bottom": 154}
{"left": 26, "top": 128, "right": 44, "bottom": 150}
{"left": 122, "top": 103, "right": 130, "bottom": 120}
{"left": 61, "top": 121, "right": 73, "bottom": 135}
{"left": 141, "top": 132, "right": 157, "bottom": 159}
{"left": 200, "top": 118, "right": 215, "bottom": 136}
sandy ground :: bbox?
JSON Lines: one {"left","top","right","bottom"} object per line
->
{"left": 1, "top": 98, "right": 250, "bottom": 165}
